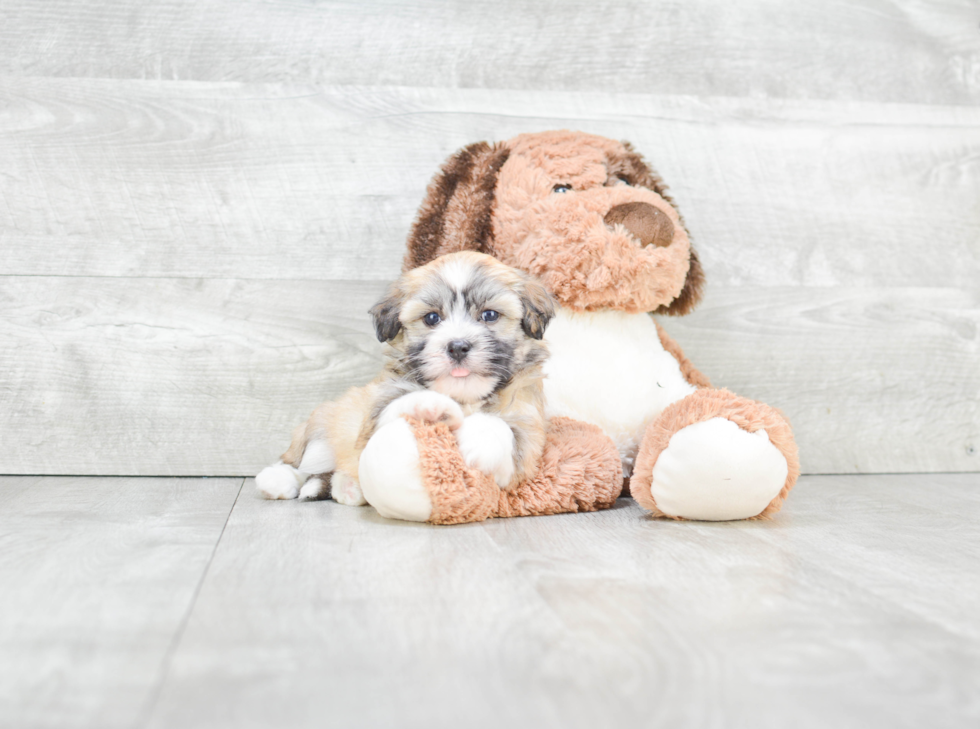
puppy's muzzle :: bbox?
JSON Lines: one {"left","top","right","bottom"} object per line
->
{"left": 604, "top": 202, "right": 674, "bottom": 248}
{"left": 447, "top": 340, "right": 472, "bottom": 363}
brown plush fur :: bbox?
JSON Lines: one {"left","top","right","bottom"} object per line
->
{"left": 629, "top": 389, "right": 800, "bottom": 520}
{"left": 654, "top": 321, "right": 712, "bottom": 389}
{"left": 388, "top": 131, "right": 797, "bottom": 523}
{"left": 412, "top": 416, "right": 623, "bottom": 525}
{"left": 403, "top": 130, "right": 704, "bottom": 316}
{"left": 404, "top": 142, "right": 511, "bottom": 270}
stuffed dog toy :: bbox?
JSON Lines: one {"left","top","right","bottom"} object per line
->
{"left": 349, "top": 130, "right": 800, "bottom": 524}
{"left": 265, "top": 130, "right": 799, "bottom": 525}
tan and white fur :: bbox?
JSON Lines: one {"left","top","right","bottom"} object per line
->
{"left": 255, "top": 251, "right": 555, "bottom": 505}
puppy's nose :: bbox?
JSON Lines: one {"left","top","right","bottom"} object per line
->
{"left": 604, "top": 202, "right": 674, "bottom": 248}
{"left": 447, "top": 340, "right": 472, "bottom": 362}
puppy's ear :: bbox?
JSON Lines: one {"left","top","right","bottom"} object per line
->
{"left": 369, "top": 285, "right": 404, "bottom": 342}
{"left": 403, "top": 141, "right": 511, "bottom": 272}
{"left": 520, "top": 277, "right": 556, "bottom": 340}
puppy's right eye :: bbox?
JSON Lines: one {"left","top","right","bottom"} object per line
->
{"left": 423, "top": 312, "right": 441, "bottom": 327}
{"left": 553, "top": 184, "right": 572, "bottom": 193}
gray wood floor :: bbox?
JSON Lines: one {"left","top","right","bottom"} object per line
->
{"left": 2, "top": 473, "right": 978, "bottom": 729}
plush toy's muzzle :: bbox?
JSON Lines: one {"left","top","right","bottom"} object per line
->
{"left": 493, "top": 175, "right": 693, "bottom": 314}
{"left": 603, "top": 202, "right": 674, "bottom": 248}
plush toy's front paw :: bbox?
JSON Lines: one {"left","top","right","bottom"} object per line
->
{"left": 649, "top": 418, "right": 788, "bottom": 521}
{"left": 358, "top": 419, "right": 433, "bottom": 521}
{"left": 378, "top": 391, "right": 464, "bottom": 430}
{"left": 455, "top": 413, "right": 516, "bottom": 488}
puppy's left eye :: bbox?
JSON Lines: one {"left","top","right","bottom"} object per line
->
{"left": 553, "top": 184, "right": 572, "bottom": 194}
{"left": 480, "top": 310, "right": 499, "bottom": 323}
{"left": 423, "top": 312, "right": 441, "bottom": 327}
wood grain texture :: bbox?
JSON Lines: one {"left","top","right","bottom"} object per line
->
{"left": 1, "top": 1, "right": 978, "bottom": 105}
{"left": 662, "top": 285, "right": 980, "bottom": 474}
{"left": 0, "top": 3, "right": 977, "bottom": 478}
{"left": 1, "top": 275, "right": 976, "bottom": 476}
{"left": 0, "top": 476, "right": 242, "bottom": 729}
{"left": 0, "top": 276, "right": 386, "bottom": 476}
{"left": 1, "top": 79, "right": 977, "bottom": 288}
{"left": 137, "top": 473, "right": 980, "bottom": 729}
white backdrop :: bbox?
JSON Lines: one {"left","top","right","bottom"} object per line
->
{"left": 1, "top": 1, "right": 977, "bottom": 475}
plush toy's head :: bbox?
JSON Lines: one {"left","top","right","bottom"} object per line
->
{"left": 403, "top": 130, "right": 703, "bottom": 315}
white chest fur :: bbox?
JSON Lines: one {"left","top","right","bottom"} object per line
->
{"left": 542, "top": 309, "right": 696, "bottom": 476}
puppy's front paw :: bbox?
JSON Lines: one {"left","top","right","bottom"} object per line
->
{"left": 256, "top": 462, "right": 304, "bottom": 500}
{"left": 455, "top": 413, "right": 516, "bottom": 488}
{"left": 378, "top": 391, "right": 465, "bottom": 430}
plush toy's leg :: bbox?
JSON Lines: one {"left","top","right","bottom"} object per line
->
{"left": 359, "top": 416, "right": 622, "bottom": 525}
{"left": 630, "top": 389, "right": 800, "bottom": 521}
{"left": 495, "top": 417, "right": 623, "bottom": 520}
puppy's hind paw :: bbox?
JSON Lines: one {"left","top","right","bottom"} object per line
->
{"left": 378, "top": 391, "right": 465, "bottom": 431}
{"left": 256, "top": 462, "right": 305, "bottom": 500}
{"left": 331, "top": 472, "right": 367, "bottom": 506}
{"left": 298, "top": 477, "right": 330, "bottom": 501}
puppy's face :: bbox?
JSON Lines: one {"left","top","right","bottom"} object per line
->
{"left": 371, "top": 251, "right": 554, "bottom": 403}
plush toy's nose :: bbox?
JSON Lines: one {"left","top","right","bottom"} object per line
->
{"left": 604, "top": 202, "right": 674, "bottom": 248}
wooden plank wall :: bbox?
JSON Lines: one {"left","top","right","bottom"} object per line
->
{"left": 1, "top": 0, "right": 977, "bottom": 476}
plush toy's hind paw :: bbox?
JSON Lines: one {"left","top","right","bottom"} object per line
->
{"left": 631, "top": 389, "right": 799, "bottom": 521}
{"left": 648, "top": 418, "right": 787, "bottom": 520}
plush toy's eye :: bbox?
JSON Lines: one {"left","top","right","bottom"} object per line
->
{"left": 553, "top": 184, "right": 572, "bottom": 193}
{"left": 617, "top": 176, "right": 631, "bottom": 185}
{"left": 480, "top": 310, "right": 499, "bottom": 323}
{"left": 423, "top": 312, "right": 441, "bottom": 327}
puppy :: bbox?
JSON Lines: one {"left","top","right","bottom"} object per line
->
{"left": 255, "top": 251, "right": 556, "bottom": 505}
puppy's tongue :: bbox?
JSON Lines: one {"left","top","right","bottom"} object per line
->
{"left": 450, "top": 367, "right": 470, "bottom": 378}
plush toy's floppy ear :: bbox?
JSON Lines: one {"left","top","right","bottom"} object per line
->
{"left": 609, "top": 141, "right": 705, "bottom": 316}
{"left": 403, "top": 141, "right": 511, "bottom": 272}
{"left": 655, "top": 248, "right": 704, "bottom": 317}
{"left": 369, "top": 285, "right": 404, "bottom": 342}
{"left": 520, "top": 276, "right": 556, "bottom": 340}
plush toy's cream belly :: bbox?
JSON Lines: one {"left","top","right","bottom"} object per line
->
{"left": 543, "top": 309, "right": 696, "bottom": 476}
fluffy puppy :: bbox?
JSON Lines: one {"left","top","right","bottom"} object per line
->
{"left": 255, "top": 251, "right": 556, "bottom": 505}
